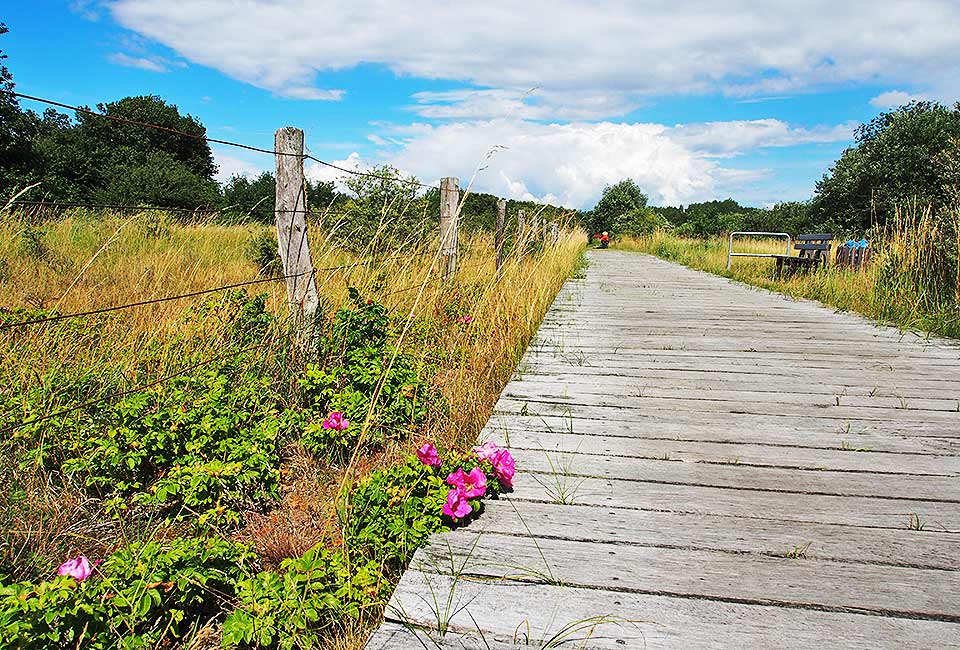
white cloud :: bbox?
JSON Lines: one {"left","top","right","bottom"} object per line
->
{"left": 408, "top": 89, "right": 639, "bottom": 121}
{"left": 213, "top": 149, "right": 266, "bottom": 182}
{"left": 305, "top": 152, "right": 366, "bottom": 191}
{"left": 668, "top": 119, "right": 857, "bottom": 157}
{"left": 218, "top": 116, "right": 845, "bottom": 207}
{"left": 361, "top": 117, "right": 850, "bottom": 208}
{"left": 376, "top": 120, "right": 732, "bottom": 208}
{"left": 280, "top": 87, "right": 345, "bottom": 101}
{"left": 109, "top": 0, "right": 960, "bottom": 111}
{"left": 869, "top": 90, "right": 928, "bottom": 109}
{"left": 107, "top": 51, "right": 186, "bottom": 73}
{"left": 70, "top": 0, "right": 104, "bottom": 21}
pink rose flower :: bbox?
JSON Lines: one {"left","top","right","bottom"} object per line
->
{"left": 416, "top": 443, "right": 441, "bottom": 467}
{"left": 322, "top": 412, "right": 349, "bottom": 431}
{"left": 57, "top": 555, "right": 95, "bottom": 582}
{"left": 442, "top": 487, "right": 472, "bottom": 520}
{"left": 472, "top": 441, "right": 500, "bottom": 462}
{"left": 490, "top": 448, "right": 516, "bottom": 488}
{"left": 446, "top": 467, "right": 487, "bottom": 498}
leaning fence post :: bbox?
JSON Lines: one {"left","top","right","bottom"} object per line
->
{"left": 439, "top": 176, "right": 459, "bottom": 280}
{"left": 274, "top": 126, "right": 319, "bottom": 347}
{"left": 495, "top": 199, "right": 506, "bottom": 272}
{"left": 517, "top": 209, "right": 526, "bottom": 255}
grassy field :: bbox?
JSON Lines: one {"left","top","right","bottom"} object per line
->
{"left": 617, "top": 207, "right": 960, "bottom": 340}
{"left": 0, "top": 207, "right": 585, "bottom": 649}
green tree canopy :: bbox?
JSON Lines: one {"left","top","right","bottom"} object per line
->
{"left": 813, "top": 101, "right": 960, "bottom": 231}
{"left": 222, "top": 172, "right": 342, "bottom": 223}
{"left": 591, "top": 179, "right": 648, "bottom": 235}
{"left": 0, "top": 23, "right": 39, "bottom": 190}
{"left": 75, "top": 95, "right": 217, "bottom": 181}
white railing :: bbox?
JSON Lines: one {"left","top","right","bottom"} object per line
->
{"left": 727, "top": 231, "right": 792, "bottom": 270}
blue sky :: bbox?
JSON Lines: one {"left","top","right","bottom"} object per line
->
{"left": 4, "top": 1, "right": 958, "bottom": 209}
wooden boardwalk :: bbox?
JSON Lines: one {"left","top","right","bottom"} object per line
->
{"left": 367, "top": 250, "right": 960, "bottom": 649}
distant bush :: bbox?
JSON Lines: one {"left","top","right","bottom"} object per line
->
{"left": 614, "top": 207, "right": 671, "bottom": 237}
{"left": 244, "top": 230, "right": 282, "bottom": 277}
{"left": 675, "top": 211, "right": 746, "bottom": 237}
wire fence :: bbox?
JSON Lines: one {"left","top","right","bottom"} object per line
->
{"left": 0, "top": 87, "right": 573, "bottom": 337}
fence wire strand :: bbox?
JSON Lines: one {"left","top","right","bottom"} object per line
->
{"left": 4, "top": 90, "right": 441, "bottom": 191}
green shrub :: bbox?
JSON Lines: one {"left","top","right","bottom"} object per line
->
{"left": 244, "top": 231, "right": 282, "bottom": 278}
{"left": 0, "top": 536, "right": 250, "bottom": 649}
{"left": 221, "top": 546, "right": 382, "bottom": 650}
{"left": 614, "top": 207, "right": 671, "bottom": 237}
{"left": 299, "top": 289, "right": 434, "bottom": 458}
{"left": 61, "top": 363, "right": 287, "bottom": 527}
{"left": 222, "top": 448, "right": 508, "bottom": 650}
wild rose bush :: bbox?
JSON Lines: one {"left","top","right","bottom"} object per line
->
{"left": 222, "top": 442, "right": 516, "bottom": 649}
{"left": 1, "top": 288, "right": 516, "bottom": 649}
{"left": 0, "top": 537, "right": 250, "bottom": 649}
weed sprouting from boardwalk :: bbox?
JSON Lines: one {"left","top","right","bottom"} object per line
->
{"left": 784, "top": 541, "right": 813, "bottom": 559}
{"left": 393, "top": 536, "right": 484, "bottom": 647}
{"left": 530, "top": 448, "right": 586, "bottom": 506}
{"left": 908, "top": 513, "right": 927, "bottom": 531}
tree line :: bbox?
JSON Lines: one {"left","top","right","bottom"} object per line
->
{"left": 586, "top": 101, "right": 960, "bottom": 238}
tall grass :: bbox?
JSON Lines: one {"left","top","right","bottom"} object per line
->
{"left": 618, "top": 203, "right": 960, "bottom": 339}
{"left": 0, "top": 206, "right": 585, "bottom": 648}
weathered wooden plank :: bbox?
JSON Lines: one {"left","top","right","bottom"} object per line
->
{"left": 524, "top": 346, "right": 960, "bottom": 366}
{"left": 473, "top": 498, "right": 958, "bottom": 569}
{"left": 518, "top": 358, "right": 960, "bottom": 389}
{"left": 366, "top": 622, "right": 535, "bottom": 650}
{"left": 382, "top": 572, "right": 960, "bottom": 650}
{"left": 417, "top": 531, "right": 960, "bottom": 620}
{"left": 498, "top": 388, "right": 960, "bottom": 423}
{"left": 503, "top": 381, "right": 960, "bottom": 414}
{"left": 494, "top": 398, "right": 960, "bottom": 437}
{"left": 487, "top": 429, "right": 960, "bottom": 475}
{"left": 509, "top": 448, "right": 960, "bottom": 501}
{"left": 531, "top": 330, "right": 960, "bottom": 356}
{"left": 510, "top": 368, "right": 960, "bottom": 400}
{"left": 506, "top": 472, "right": 960, "bottom": 531}
{"left": 485, "top": 413, "right": 960, "bottom": 455}
{"left": 523, "top": 342, "right": 960, "bottom": 365}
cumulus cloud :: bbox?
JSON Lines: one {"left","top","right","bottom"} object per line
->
{"left": 869, "top": 90, "right": 928, "bottom": 109}
{"left": 219, "top": 115, "right": 849, "bottom": 207}
{"left": 109, "top": 0, "right": 960, "bottom": 110}
{"left": 375, "top": 119, "right": 792, "bottom": 208}
{"left": 305, "top": 152, "right": 369, "bottom": 191}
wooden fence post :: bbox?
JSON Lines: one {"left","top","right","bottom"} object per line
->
{"left": 274, "top": 126, "right": 319, "bottom": 346}
{"left": 439, "top": 176, "right": 459, "bottom": 280}
{"left": 495, "top": 199, "right": 506, "bottom": 272}
{"left": 551, "top": 222, "right": 559, "bottom": 245}
{"left": 517, "top": 209, "right": 526, "bottom": 255}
